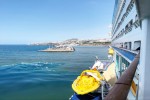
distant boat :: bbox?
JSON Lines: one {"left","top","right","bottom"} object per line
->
{"left": 39, "top": 45, "right": 75, "bottom": 52}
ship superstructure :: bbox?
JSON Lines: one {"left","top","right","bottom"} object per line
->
{"left": 111, "top": 0, "right": 150, "bottom": 99}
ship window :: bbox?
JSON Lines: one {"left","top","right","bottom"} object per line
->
{"left": 126, "top": 11, "right": 129, "bottom": 16}
{"left": 124, "top": 42, "right": 132, "bottom": 50}
{"left": 133, "top": 41, "right": 141, "bottom": 50}
{"left": 119, "top": 43, "right": 123, "bottom": 48}
{"left": 127, "top": 5, "right": 131, "bottom": 12}
{"left": 121, "top": 29, "right": 124, "bottom": 34}
{"left": 129, "top": 42, "right": 132, "bottom": 50}
{"left": 132, "top": 0, "right": 134, "bottom": 4}
{"left": 125, "top": 25, "right": 128, "bottom": 30}
{"left": 129, "top": 19, "right": 133, "bottom": 26}
{"left": 121, "top": 30, "right": 123, "bottom": 33}
{"left": 124, "top": 42, "right": 127, "bottom": 49}
{"left": 121, "top": 57, "right": 130, "bottom": 75}
{"left": 122, "top": 14, "right": 126, "bottom": 21}
{"left": 135, "top": 15, "right": 138, "bottom": 21}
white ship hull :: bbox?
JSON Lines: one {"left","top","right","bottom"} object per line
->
{"left": 111, "top": 0, "right": 150, "bottom": 99}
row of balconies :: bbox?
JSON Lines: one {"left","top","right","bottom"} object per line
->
{"left": 112, "top": 0, "right": 135, "bottom": 37}
{"left": 112, "top": 40, "right": 141, "bottom": 53}
{"left": 112, "top": 0, "right": 126, "bottom": 34}
{"left": 112, "top": 19, "right": 140, "bottom": 42}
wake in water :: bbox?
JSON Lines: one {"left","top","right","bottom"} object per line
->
{"left": 0, "top": 62, "right": 70, "bottom": 86}
{"left": 0, "top": 62, "right": 76, "bottom": 100}
{"left": 0, "top": 62, "right": 64, "bottom": 72}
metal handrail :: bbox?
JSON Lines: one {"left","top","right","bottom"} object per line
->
{"left": 104, "top": 53, "right": 140, "bottom": 100}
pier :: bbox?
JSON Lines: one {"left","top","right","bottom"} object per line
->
{"left": 39, "top": 46, "right": 75, "bottom": 52}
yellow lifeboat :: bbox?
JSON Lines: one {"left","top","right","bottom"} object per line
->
{"left": 108, "top": 47, "right": 114, "bottom": 55}
{"left": 72, "top": 70, "right": 104, "bottom": 95}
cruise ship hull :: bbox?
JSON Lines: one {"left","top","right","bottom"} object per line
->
{"left": 111, "top": 0, "right": 150, "bottom": 99}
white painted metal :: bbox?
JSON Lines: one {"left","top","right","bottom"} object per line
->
{"left": 138, "top": 18, "right": 150, "bottom": 100}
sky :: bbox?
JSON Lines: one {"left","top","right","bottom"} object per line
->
{"left": 0, "top": 0, "right": 115, "bottom": 44}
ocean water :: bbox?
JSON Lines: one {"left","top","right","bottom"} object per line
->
{"left": 0, "top": 45, "right": 109, "bottom": 100}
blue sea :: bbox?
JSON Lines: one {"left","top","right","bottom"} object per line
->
{"left": 0, "top": 45, "right": 109, "bottom": 100}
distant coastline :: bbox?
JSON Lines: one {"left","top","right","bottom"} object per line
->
{"left": 30, "top": 38, "right": 111, "bottom": 46}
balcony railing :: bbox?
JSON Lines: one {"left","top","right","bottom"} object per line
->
{"left": 104, "top": 53, "right": 140, "bottom": 100}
